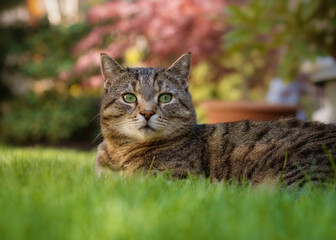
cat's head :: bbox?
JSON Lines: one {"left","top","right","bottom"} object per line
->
{"left": 100, "top": 53, "right": 196, "bottom": 142}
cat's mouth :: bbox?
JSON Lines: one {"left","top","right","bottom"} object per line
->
{"left": 139, "top": 124, "right": 155, "bottom": 132}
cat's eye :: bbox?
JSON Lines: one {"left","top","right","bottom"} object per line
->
{"left": 158, "top": 93, "right": 172, "bottom": 103}
{"left": 122, "top": 93, "right": 137, "bottom": 103}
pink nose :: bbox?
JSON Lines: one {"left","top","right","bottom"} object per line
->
{"left": 140, "top": 109, "right": 155, "bottom": 120}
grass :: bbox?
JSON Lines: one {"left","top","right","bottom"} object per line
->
{"left": 1, "top": 145, "right": 336, "bottom": 240}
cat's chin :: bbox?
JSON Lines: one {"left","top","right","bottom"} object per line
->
{"left": 137, "top": 126, "right": 161, "bottom": 140}
{"left": 116, "top": 122, "right": 163, "bottom": 142}
{"left": 135, "top": 125, "right": 169, "bottom": 142}
{"left": 138, "top": 125, "right": 156, "bottom": 132}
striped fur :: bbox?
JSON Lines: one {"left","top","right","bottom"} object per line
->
{"left": 96, "top": 53, "right": 336, "bottom": 186}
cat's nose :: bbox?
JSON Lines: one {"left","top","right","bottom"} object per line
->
{"left": 140, "top": 109, "right": 155, "bottom": 120}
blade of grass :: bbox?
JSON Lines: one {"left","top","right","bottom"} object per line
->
{"left": 322, "top": 145, "right": 336, "bottom": 181}
{"left": 147, "top": 156, "right": 155, "bottom": 175}
{"left": 278, "top": 150, "right": 288, "bottom": 187}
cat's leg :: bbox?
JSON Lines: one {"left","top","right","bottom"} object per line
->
{"left": 95, "top": 156, "right": 106, "bottom": 177}
{"left": 95, "top": 141, "right": 112, "bottom": 177}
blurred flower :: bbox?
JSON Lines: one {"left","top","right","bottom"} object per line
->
{"left": 125, "top": 47, "right": 143, "bottom": 66}
{"left": 58, "top": 70, "right": 71, "bottom": 81}
{"left": 33, "top": 79, "right": 54, "bottom": 94}
{"left": 33, "top": 53, "right": 43, "bottom": 63}
{"left": 69, "top": 84, "right": 81, "bottom": 97}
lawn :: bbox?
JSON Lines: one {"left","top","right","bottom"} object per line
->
{"left": 1, "top": 145, "right": 336, "bottom": 240}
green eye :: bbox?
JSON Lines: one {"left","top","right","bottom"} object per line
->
{"left": 123, "top": 93, "right": 137, "bottom": 103}
{"left": 158, "top": 93, "right": 172, "bottom": 103}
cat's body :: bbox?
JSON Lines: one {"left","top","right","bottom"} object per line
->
{"left": 96, "top": 53, "right": 336, "bottom": 186}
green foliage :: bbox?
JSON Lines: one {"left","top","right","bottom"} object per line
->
{"left": 0, "top": 92, "right": 99, "bottom": 144}
{"left": 189, "top": 57, "right": 266, "bottom": 103}
{"left": 225, "top": 0, "right": 336, "bottom": 81}
{"left": 189, "top": 62, "right": 217, "bottom": 102}
{"left": 16, "top": 23, "right": 90, "bottom": 79}
{"left": 0, "top": 22, "right": 96, "bottom": 145}
{"left": 1, "top": 145, "right": 336, "bottom": 240}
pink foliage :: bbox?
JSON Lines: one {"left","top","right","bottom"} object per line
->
{"left": 73, "top": 50, "right": 101, "bottom": 75}
{"left": 73, "top": 26, "right": 115, "bottom": 55}
{"left": 81, "top": 74, "right": 104, "bottom": 90}
{"left": 73, "top": 0, "right": 228, "bottom": 88}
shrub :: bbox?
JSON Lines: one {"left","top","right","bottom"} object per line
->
{"left": 0, "top": 92, "right": 99, "bottom": 144}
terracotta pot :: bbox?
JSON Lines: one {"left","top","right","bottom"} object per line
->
{"left": 199, "top": 101, "right": 297, "bottom": 124}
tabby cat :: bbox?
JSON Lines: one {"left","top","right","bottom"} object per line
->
{"left": 96, "top": 53, "right": 336, "bottom": 186}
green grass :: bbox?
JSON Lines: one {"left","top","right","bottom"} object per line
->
{"left": 1, "top": 145, "right": 336, "bottom": 240}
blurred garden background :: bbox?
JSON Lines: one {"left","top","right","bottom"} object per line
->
{"left": 0, "top": 0, "right": 335, "bottom": 149}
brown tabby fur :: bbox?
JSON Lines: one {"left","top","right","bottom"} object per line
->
{"left": 96, "top": 53, "right": 336, "bottom": 187}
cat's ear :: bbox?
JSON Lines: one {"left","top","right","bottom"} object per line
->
{"left": 100, "top": 53, "right": 125, "bottom": 89}
{"left": 167, "top": 53, "right": 191, "bottom": 81}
